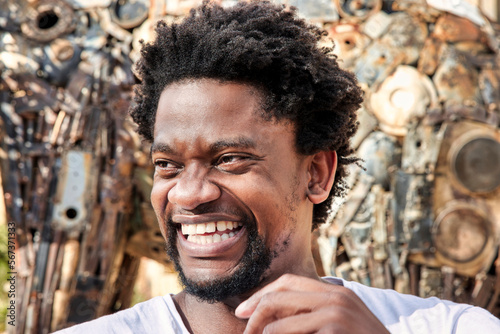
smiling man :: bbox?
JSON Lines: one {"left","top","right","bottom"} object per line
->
{"left": 59, "top": 1, "right": 500, "bottom": 333}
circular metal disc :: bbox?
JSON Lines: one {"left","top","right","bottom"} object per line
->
{"left": 434, "top": 207, "right": 490, "bottom": 263}
{"left": 452, "top": 137, "right": 500, "bottom": 194}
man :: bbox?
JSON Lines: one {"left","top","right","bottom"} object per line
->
{"left": 59, "top": 1, "right": 500, "bottom": 333}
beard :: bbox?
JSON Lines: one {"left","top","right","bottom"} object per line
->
{"left": 165, "top": 211, "right": 274, "bottom": 303}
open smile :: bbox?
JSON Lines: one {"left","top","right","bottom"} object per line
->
{"left": 181, "top": 221, "right": 244, "bottom": 244}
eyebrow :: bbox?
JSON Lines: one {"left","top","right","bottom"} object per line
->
{"left": 208, "top": 137, "right": 256, "bottom": 154}
{"left": 150, "top": 137, "right": 256, "bottom": 157}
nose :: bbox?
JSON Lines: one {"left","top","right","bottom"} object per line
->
{"left": 167, "top": 165, "right": 221, "bottom": 210}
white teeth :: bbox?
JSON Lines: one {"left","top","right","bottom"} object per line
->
{"left": 206, "top": 222, "right": 216, "bottom": 233}
{"left": 187, "top": 224, "right": 197, "bottom": 235}
{"left": 182, "top": 221, "right": 241, "bottom": 235}
{"left": 196, "top": 224, "right": 206, "bottom": 234}
{"left": 217, "top": 221, "right": 227, "bottom": 231}
{"left": 181, "top": 221, "right": 242, "bottom": 244}
{"left": 186, "top": 232, "right": 235, "bottom": 245}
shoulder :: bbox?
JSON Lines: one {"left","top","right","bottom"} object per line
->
{"left": 54, "top": 295, "right": 189, "bottom": 334}
{"left": 324, "top": 277, "right": 500, "bottom": 334}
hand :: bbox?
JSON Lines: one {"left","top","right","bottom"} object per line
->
{"left": 235, "top": 274, "right": 390, "bottom": 334}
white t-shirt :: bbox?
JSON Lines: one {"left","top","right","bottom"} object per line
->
{"left": 56, "top": 277, "right": 500, "bottom": 333}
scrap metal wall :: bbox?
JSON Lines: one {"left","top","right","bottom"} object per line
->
{"left": 1, "top": 0, "right": 499, "bottom": 333}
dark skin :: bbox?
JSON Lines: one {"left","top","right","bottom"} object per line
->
{"left": 150, "top": 79, "right": 389, "bottom": 333}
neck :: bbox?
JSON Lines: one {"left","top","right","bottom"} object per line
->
{"left": 173, "top": 291, "right": 248, "bottom": 334}
{"left": 173, "top": 264, "right": 321, "bottom": 334}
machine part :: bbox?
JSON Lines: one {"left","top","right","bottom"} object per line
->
{"left": 50, "top": 38, "right": 76, "bottom": 62}
{"left": 448, "top": 130, "right": 500, "bottom": 195}
{"left": 418, "top": 36, "right": 444, "bottom": 76}
{"left": 51, "top": 151, "right": 97, "bottom": 235}
{"left": 330, "top": 24, "right": 371, "bottom": 70}
{"left": 433, "top": 45, "right": 483, "bottom": 108}
{"left": 401, "top": 118, "right": 445, "bottom": 174}
{"left": 391, "top": 0, "right": 442, "bottom": 23}
{"left": 431, "top": 120, "right": 500, "bottom": 277}
{"left": 402, "top": 174, "right": 434, "bottom": 251}
{"left": 479, "top": 68, "right": 500, "bottom": 111}
{"left": 433, "top": 13, "right": 484, "bottom": 43}
{"left": 20, "top": 0, "right": 77, "bottom": 43}
{"left": 289, "top": 0, "right": 340, "bottom": 22}
{"left": 66, "top": 0, "right": 113, "bottom": 9}
{"left": 110, "top": 0, "right": 150, "bottom": 29}
{"left": 369, "top": 65, "right": 438, "bottom": 136}
{"left": 419, "top": 266, "right": 443, "bottom": 298}
{"left": 362, "top": 10, "right": 392, "bottom": 39}
{"left": 7, "top": 73, "right": 59, "bottom": 114}
{"left": 433, "top": 201, "right": 495, "bottom": 277}
{"left": 335, "top": 0, "right": 382, "bottom": 20}
{"left": 356, "top": 131, "right": 400, "bottom": 189}
{"left": 329, "top": 172, "right": 374, "bottom": 238}
{"left": 350, "top": 104, "right": 378, "bottom": 149}
{"left": 427, "top": 0, "right": 486, "bottom": 27}
{"left": 379, "top": 12, "right": 428, "bottom": 65}
{"left": 0, "top": 32, "right": 42, "bottom": 73}
{"left": 354, "top": 40, "right": 405, "bottom": 87}
{"left": 42, "top": 38, "right": 82, "bottom": 86}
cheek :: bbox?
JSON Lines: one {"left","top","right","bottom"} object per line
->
{"left": 150, "top": 180, "right": 172, "bottom": 218}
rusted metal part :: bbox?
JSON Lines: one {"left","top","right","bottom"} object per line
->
{"left": 20, "top": 0, "right": 77, "bottom": 43}
{"left": 329, "top": 23, "right": 370, "bottom": 70}
{"left": 391, "top": 0, "right": 441, "bottom": 23}
{"left": 433, "top": 13, "right": 486, "bottom": 44}
{"left": 356, "top": 131, "right": 400, "bottom": 189}
{"left": 433, "top": 45, "right": 483, "bottom": 108}
{"left": 379, "top": 12, "right": 428, "bottom": 65}
{"left": 110, "top": 0, "right": 150, "bottom": 29}
{"left": 418, "top": 36, "right": 444, "bottom": 76}
{"left": 335, "top": 0, "right": 382, "bottom": 21}
{"left": 1, "top": 1, "right": 500, "bottom": 332}
{"left": 354, "top": 40, "right": 406, "bottom": 87}
{"left": 479, "top": 68, "right": 500, "bottom": 113}
{"left": 287, "top": 0, "right": 340, "bottom": 23}
{"left": 369, "top": 65, "right": 438, "bottom": 136}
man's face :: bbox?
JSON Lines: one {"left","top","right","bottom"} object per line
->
{"left": 151, "top": 79, "right": 315, "bottom": 301}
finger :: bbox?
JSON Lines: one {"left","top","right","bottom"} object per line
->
{"left": 242, "top": 291, "right": 332, "bottom": 333}
{"left": 236, "top": 274, "right": 333, "bottom": 318}
{"left": 257, "top": 307, "right": 341, "bottom": 334}
{"left": 260, "top": 305, "right": 385, "bottom": 334}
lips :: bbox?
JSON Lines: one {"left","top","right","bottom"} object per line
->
{"left": 180, "top": 221, "right": 243, "bottom": 244}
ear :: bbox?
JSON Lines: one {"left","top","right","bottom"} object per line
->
{"left": 306, "top": 151, "right": 337, "bottom": 204}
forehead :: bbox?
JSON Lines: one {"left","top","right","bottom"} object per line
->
{"left": 153, "top": 79, "right": 294, "bottom": 152}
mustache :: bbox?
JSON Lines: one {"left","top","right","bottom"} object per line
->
{"left": 163, "top": 203, "right": 254, "bottom": 225}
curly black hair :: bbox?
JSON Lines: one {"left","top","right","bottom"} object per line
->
{"left": 130, "top": 0, "right": 363, "bottom": 229}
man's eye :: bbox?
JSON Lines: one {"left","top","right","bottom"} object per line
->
{"left": 154, "top": 160, "right": 181, "bottom": 175}
{"left": 216, "top": 154, "right": 248, "bottom": 165}
{"left": 154, "top": 160, "right": 173, "bottom": 168}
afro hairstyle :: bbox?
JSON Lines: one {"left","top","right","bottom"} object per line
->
{"left": 130, "top": 0, "right": 363, "bottom": 229}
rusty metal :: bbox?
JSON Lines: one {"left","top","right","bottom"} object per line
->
{"left": 1, "top": 1, "right": 500, "bottom": 333}
{"left": 369, "top": 65, "right": 438, "bottom": 136}
{"left": 110, "top": 0, "right": 149, "bottom": 29}
{"left": 324, "top": 0, "right": 500, "bottom": 319}
{"left": 378, "top": 12, "right": 428, "bottom": 65}
{"left": 20, "top": 0, "right": 77, "bottom": 43}
{"left": 335, "top": 0, "right": 382, "bottom": 21}
{"left": 433, "top": 45, "right": 483, "bottom": 109}
{"left": 329, "top": 23, "right": 370, "bottom": 69}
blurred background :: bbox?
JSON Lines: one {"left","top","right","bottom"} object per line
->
{"left": 1, "top": 0, "right": 499, "bottom": 333}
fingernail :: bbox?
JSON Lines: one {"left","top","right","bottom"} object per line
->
{"left": 235, "top": 300, "right": 249, "bottom": 318}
